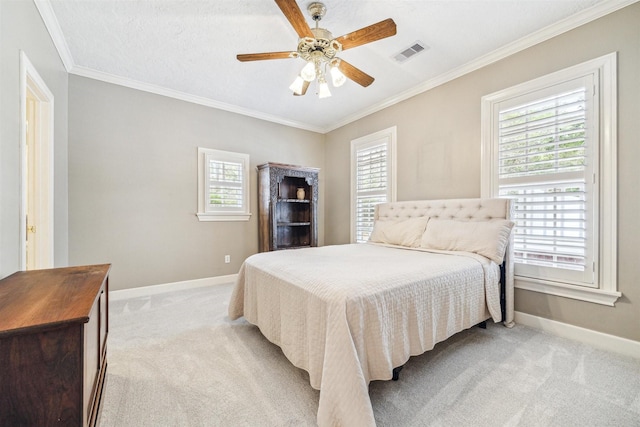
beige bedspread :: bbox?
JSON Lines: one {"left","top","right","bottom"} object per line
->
{"left": 228, "top": 243, "right": 502, "bottom": 426}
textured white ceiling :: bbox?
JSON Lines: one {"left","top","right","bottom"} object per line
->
{"left": 44, "top": 0, "right": 616, "bottom": 132}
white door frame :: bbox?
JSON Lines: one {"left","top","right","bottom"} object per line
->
{"left": 19, "top": 51, "right": 55, "bottom": 270}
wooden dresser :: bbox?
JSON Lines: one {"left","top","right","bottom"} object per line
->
{"left": 0, "top": 264, "right": 110, "bottom": 427}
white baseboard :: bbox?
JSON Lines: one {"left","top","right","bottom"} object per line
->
{"left": 109, "top": 274, "right": 238, "bottom": 301}
{"left": 515, "top": 311, "right": 640, "bottom": 360}
{"left": 109, "top": 284, "right": 639, "bottom": 359}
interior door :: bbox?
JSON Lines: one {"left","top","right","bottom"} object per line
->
{"left": 26, "top": 88, "right": 37, "bottom": 270}
{"left": 20, "top": 51, "right": 54, "bottom": 271}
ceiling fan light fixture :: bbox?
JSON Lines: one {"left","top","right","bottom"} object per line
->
{"left": 318, "top": 77, "right": 331, "bottom": 98}
{"left": 330, "top": 65, "right": 346, "bottom": 87}
{"left": 289, "top": 75, "right": 305, "bottom": 95}
{"left": 300, "top": 61, "right": 317, "bottom": 82}
{"left": 237, "top": 0, "right": 397, "bottom": 98}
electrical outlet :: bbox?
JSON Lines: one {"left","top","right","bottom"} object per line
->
{"left": 224, "top": 255, "right": 230, "bottom": 264}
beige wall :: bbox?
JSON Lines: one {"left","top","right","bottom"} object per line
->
{"left": 68, "top": 76, "right": 324, "bottom": 291}
{"left": 325, "top": 3, "right": 640, "bottom": 342}
{"left": 0, "top": 0, "right": 69, "bottom": 278}
{"left": 9, "top": 0, "right": 634, "bottom": 343}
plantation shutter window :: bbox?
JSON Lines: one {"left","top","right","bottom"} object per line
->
{"left": 206, "top": 156, "right": 243, "bottom": 211}
{"left": 197, "top": 148, "right": 251, "bottom": 222}
{"left": 351, "top": 127, "right": 396, "bottom": 243}
{"left": 497, "top": 78, "right": 596, "bottom": 286}
{"left": 355, "top": 143, "right": 388, "bottom": 242}
{"left": 481, "top": 53, "right": 619, "bottom": 305}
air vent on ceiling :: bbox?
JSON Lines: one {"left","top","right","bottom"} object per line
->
{"left": 393, "top": 41, "right": 429, "bottom": 63}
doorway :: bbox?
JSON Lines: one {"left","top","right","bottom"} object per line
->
{"left": 20, "top": 51, "right": 54, "bottom": 270}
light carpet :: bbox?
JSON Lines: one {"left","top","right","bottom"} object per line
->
{"left": 98, "top": 283, "right": 640, "bottom": 426}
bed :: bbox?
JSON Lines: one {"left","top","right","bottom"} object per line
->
{"left": 229, "top": 198, "right": 514, "bottom": 426}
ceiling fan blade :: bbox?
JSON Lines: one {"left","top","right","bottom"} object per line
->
{"left": 293, "top": 80, "right": 311, "bottom": 96}
{"left": 237, "top": 51, "right": 296, "bottom": 62}
{"left": 337, "top": 59, "right": 375, "bottom": 87}
{"left": 274, "top": 0, "right": 314, "bottom": 39}
{"left": 335, "top": 18, "right": 397, "bottom": 51}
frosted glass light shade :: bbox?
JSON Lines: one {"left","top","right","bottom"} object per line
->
{"left": 289, "top": 76, "right": 304, "bottom": 95}
{"left": 300, "top": 61, "right": 316, "bottom": 82}
{"left": 318, "top": 79, "right": 331, "bottom": 98}
{"left": 330, "top": 66, "right": 346, "bottom": 87}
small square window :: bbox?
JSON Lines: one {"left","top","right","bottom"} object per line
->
{"left": 197, "top": 148, "right": 251, "bottom": 222}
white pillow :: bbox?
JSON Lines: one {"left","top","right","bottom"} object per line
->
{"left": 369, "top": 216, "right": 429, "bottom": 248}
{"left": 420, "top": 218, "right": 514, "bottom": 263}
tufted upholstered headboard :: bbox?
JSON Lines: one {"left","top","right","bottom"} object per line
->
{"left": 374, "top": 198, "right": 515, "bottom": 327}
{"left": 375, "top": 198, "right": 512, "bottom": 222}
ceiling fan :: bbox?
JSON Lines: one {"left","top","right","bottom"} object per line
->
{"left": 237, "top": 0, "right": 397, "bottom": 98}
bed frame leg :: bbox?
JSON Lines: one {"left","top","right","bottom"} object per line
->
{"left": 478, "top": 321, "right": 487, "bottom": 329}
{"left": 392, "top": 365, "right": 404, "bottom": 381}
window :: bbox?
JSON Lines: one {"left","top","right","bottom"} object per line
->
{"left": 197, "top": 148, "right": 251, "bottom": 221}
{"left": 351, "top": 127, "right": 397, "bottom": 243}
{"left": 481, "top": 53, "right": 619, "bottom": 306}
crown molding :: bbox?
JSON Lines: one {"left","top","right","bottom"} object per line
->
{"left": 35, "top": 0, "right": 638, "bottom": 134}
{"left": 33, "top": 0, "right": 322, "bottom": 133}
{"left": 33, "top": 0, "right": 74, "bottom": 71}
{"left": 324, "top": 0, "right": 639, "bottom": 133}
{"left": 69, "top": 66, "right": 326, "bottom": 134}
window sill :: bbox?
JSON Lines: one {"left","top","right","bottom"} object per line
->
{"left": 196, "top": 212, "right": 251, "bottom": 222}
{"left": 515, "top": 276, "right": 621, "bottom": 306}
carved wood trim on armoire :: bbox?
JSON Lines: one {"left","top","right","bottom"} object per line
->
{"left": 257, "top": 162, "right": 319, "bottom": 252}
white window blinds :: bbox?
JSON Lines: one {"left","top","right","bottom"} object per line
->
{"left": 482, "top": 53, "right": 619, "bottom": 305}
{"left": 355, "top": 142, "right": 388, "bottom": 242}
{"left": 351, "top": 127, "right": 396, "bottom": 244}
{"left": 206, "top": 157, "right": 243, "bottom": 210}
{"left": 496, "top": 78, "right": 595, "bottom": 286}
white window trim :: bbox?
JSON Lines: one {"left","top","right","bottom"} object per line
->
{"left": 481, "top": 52, "right": 619, "bottom": 306}
{"left": 197, "top": 147, "right": 251, "bottom": 222}
{"left": 350, "top": 126, "right": 397, "bottom": 243}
